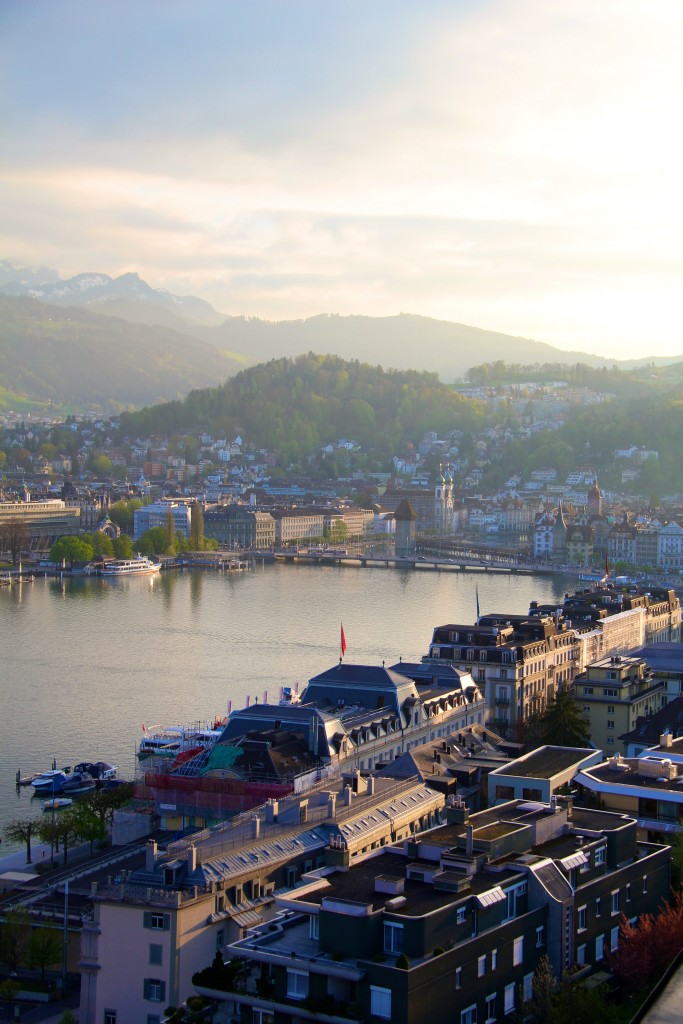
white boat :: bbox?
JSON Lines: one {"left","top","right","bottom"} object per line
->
{"left": 99, "top": 556, "right": 161, "bottom": 577}
{"left": 31, "top": 768, "right": 73, "bottom": 793}
{"left": 138, "top": 723, "right": 224, "bottom": 760}
{"left": 42, "top": 797, "right": 73, "bottom": 812}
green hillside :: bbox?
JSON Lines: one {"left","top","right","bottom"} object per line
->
{"left": 0, "top": 296, "right": 241, "bottom": 413}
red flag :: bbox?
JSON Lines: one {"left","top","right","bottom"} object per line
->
{"left": 341, "top": 623, "right": 347, "bottom": 657}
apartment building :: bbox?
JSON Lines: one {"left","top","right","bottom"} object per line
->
{"left": 576, "top": 746, "right": 683, "bottom": 840}
{"left": 199, "top": 798, "right": 670, "bottom": 1024}
{"left": 79, "top": 774, "right": 446, "bottom": 1024}
{"left": 573, "top": 655, "right": 668, "bottom": 754}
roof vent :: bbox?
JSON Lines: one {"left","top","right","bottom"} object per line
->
{"left": 385, "top": 896, "right": 407, "bottom": 910}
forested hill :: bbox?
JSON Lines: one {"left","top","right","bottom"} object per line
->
{"left": 0, "top": 295, "right": 242, "bottom": 413}
{"left": 118, "top": 354, "right": 487, "bottom": 465}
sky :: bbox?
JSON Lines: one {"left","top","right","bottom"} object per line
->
{"left": 1, "top": 0, "right": 682, "bottom": 360}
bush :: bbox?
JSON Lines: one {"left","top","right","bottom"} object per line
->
{"left": 395, "top": 952, "right": 410, "bottom": 969}
{"left": 433, "top": 947, "right": 445, "bottom": 956}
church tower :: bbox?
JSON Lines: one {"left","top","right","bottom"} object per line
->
{"left": 587, "top": 478, "right": 602, "bottom": 517}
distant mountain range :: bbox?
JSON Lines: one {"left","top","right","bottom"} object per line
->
{"left": 1, "top": 260, "right": 680, "bottom": 413}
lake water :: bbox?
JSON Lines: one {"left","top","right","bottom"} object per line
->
{"left": 0, "top": 563, "right": 572, "bottom": 852}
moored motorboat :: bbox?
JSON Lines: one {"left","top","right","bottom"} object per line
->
{"left": 74, "top": 760, "right": 118, "bottom": 783}
{"left": 61, "top": 771, "right": 96, "bottom": 795}
{"left": 31, "top": 768, "right": 73, "bottom": 794}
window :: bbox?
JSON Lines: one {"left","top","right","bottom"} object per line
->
{"left": 611, "top": 890, "right": 620, "bottom": 915}
{"left": 610, "top": 926, "right": 619, "bottom": 952}
{"left": 455, "top": 967, "right": 462, "bottom": 989}
{"left": 144, "top": 912, "right": 169, "bottom": 931}
{"left": 216, "top": 928, "right": 224, "bottom": 951}
{"left": 536, "top": 926, "right": 544, "bottom": 947}
{"left": 595, "top": 934, "right": 605, "bottom": 961}
{"left": 485, "top": 993, "right": 497, "bottom": 1023}
{"left": 309, "top": 915, "right": 319, "bottom": 940}
{"left": 607, "top": 704, "right": 615, "bottom": 714}
{"left": 595, "top": 847, "right": 606, "bottom": 866}
{"left": 595, "top": 897, "right": 601, "bottom": 917}
{"left": 643, "top": 875, "right": 648, "bottom": 894}
{"left": 513, "top": 936, "right": 523, "bottom": 966}
{"left": 286, "top": 970, "right": 308, "bottom": 1001}
{"left": 104, "top": 1013, "right": 117, "bottom": 1024}
{"left": 523, "top": 973, "right": 534, "bottom": 1002}
{"left": 252, "top": 1013, "right": 274, "bottom": 1024}
{"left": 143, "top": 980, "right": 166, "bottom": 1003}
{"left": 149, "top": 944, "right": 162, "bottom": 966}
{"left": 491, "top": 948, "right": 498, "bottom": 970}
{"left": 584, "top": 687, "right": 593, "bottom": 695}
{"left": 370, "top": 986, "right": 391, "bottom": 1020}
{"left": 456, "top": 907, "right": 467, "bottom": 924}
{"left": 461, "top": 1006, "right": 477, "bottom": 1024}
{"left": 626, "top": 883, "right": 631, "bottom": 902}
{"left": 607, "top": 720, "right": 614, "bottom": 730}
{"left": 384, "top": 922, "right": 404, "bottom": 953}
{"left": 578, "top": 906, "right": 587, "bottom": 931}
{"left": 478, "top": 954, "right": 486, "bottom": 977}
{"left": 577, "top": 944, "right": 586, "bottom": 965}
{"left": 504, "top": 983, "right": 515, "bottom": 1015}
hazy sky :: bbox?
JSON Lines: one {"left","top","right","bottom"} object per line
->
{"left": 2, "top": 0, "right": 681, "bottom": 359}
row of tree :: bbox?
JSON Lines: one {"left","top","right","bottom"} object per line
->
{"left": 3, "top": 783, "right": 133, "bottom": 866}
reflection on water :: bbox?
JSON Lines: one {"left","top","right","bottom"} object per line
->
{"left": 0, "top": 563, "right": 572, "bottom": 851}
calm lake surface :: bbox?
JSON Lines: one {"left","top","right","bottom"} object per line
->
{"left": 0, "top": 563, "right": 573, "bottom": 852}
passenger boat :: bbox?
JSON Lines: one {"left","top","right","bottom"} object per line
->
{"left": 99, "top": 556, "right": 161, "bottom": 577}
{"left": 42, "top": 797, "right": 73, "bottom": 812}
{"left": 138, "top": 723, "right": 224, "bottom": 760}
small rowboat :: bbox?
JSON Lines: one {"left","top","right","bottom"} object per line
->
{"left": 42, "top": 797, "right": 73, "bottom": 812}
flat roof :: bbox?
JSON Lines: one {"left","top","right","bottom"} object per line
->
{"left": 494, "top": 746, "right": 596, "bottom": 779}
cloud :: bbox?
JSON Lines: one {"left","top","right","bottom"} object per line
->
{"left": 1, "top": 0, "right": 682, "bottom": 359}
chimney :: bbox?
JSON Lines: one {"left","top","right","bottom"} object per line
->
{"left": 367, "top": 775, "right": 376, "bottom": 796}
{"left": 252, "top": 816, "right": 261, "bottom": 839}
{"left": 465, "top": 824, "right": 474, "bottom": 858}
{"left": 661, "top": 733, "right": 673, "bottom": 749}
{"left": 145, "top": 840, "right": 158, "bottom": 873}
{"left": 187, "top": 845, "right": 197, "bottom": 872}
{"left": 327, "top": 792, "right": 337, "bottom": 817}
{"left": 265, "top": 799, "right": 279, "bottom": 823}
{"left": 343, "top": 786, "right": 353, "bottom": 806}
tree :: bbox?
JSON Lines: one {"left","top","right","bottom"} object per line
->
{"left": 0, "top": 907, "right": 30, "bottom": 972}
{"left": 0, "top": 979, "right": 20, "bottom": 1018}
{"left": 164, "top": 507, "right": 176, "bottom": 554}
{"left": 0, "top": 516, "right": 29, "bottom": 565}
{"left": 68, "top": 801, "right": 107, "bottom": 853}
{"left": 90, "top": 453, "right": 113, "bottom": 477}
{"left": 525, "top": 954, "right": 556, "bottom": 1023}
{"left": 139, "top": 526, "right": 169, "bottom": 556}
{"left": 113, "top": 534, "right": 134, "bottom": 558}
{"left": 524, "top": 688, "right": 590, "bottom": 750}
{"left": 85, "top": 531, "right": 114, "bottom": 557}
{"left": 190, "top": 500, "right": 204, "bottom": 549}
{"left": 38, "top": 808, "right": 80, "bottom": 866}
{"left": 4, "top": 816, "right": 40, "bottom": 864}
{"left": 609, "top": 887, "right": 683, "bottom": 992}
{"left": 49, "top": 535, "right": 94, "bottom": 564}
{"left": 29, "top": 925, "right": 63, "bottom": 980}
{"left": 83, "top": 783, "right": 133, "bottom": 829}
